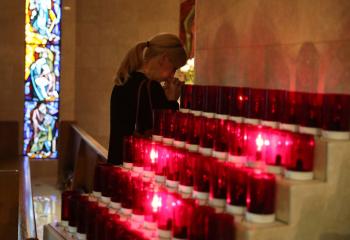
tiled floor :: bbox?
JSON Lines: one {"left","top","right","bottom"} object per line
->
{"left": 32, "top": 178, "right": 61, "bottom": 240}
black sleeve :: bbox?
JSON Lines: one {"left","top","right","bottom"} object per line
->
{"left": 149, "top": 81, "right": 179, "bottom": 110}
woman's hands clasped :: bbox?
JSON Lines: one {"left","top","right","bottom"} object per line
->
{"left": 163, "top": 77, "right": 184, "bottom": 101}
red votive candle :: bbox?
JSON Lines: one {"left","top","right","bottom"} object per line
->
{"left": 215, "top": 86, "right": 231, "bottom": 119}
{"left": 226, "top": 163, "right": 248, "bottom": 215}
{"left": 123, "top": 136, "right": 134, "bottom": 169}
{"left": 61, "top": 190, "right": 79, "bottom": 228}
{"left": 166, "top": 147, "right": 184, "bottom": 191}
{"left": 131, "top": 177, "right": 149, "bottom": 229}
{"left": 229, "top": 87, "right": 249, "bottom": 123}
{"left": 104, "top": 214, "right": 120, "bottom": 240}
{"left": 321, "top": 93, "right": 350, "bottom": 140}
{"left": 178, "top": 151, "right": 195, "bottom": 197}
{"left": 154, "top": 144, "right": 169, "bottom": 184}
{"left": 180, "top": 84, "right": 193, "bottom": 112}
{"left": 191, "top": 85, "right": 205, "bottom": 116}
{"left": 152, "top": 110, "right": 165, "bottom": 142}
{"left": 120, "top": 170, "right": 134, "bottom": 216}
{"left": 208, "top": 213, "right": 235, "bottom": 240}
{"left": 202, "top": 85, "right": 218, "bottom": 118}
{"left": 68, "top": 191, "right": 81, "bottom": 233}
{"left": 93, "top": 163, "right": 112, "bottom": 198}
{"left": 212, "top": 118, "right": 230, "bottom": 161}
{"left": 108, "top": 166, "right": 123, "bottom": 211}
{"left": 285, "top": 133, "right": 315, "bottom": 180}
{"left": 156, "top": 190, "right": 176, "bottom": 239}
{"left": 227, "top": 121, "right": 247, "bottom": 164}
{"left": 76, "top": 195, "right": 89, "bottom": 237}
{"left": 279, "top": 91, "right": 302, "bottom": 132}
{"left": 199, "top": 116, "right": 217, "bottom": 156}
{"left": 298, "top": 92, "right": 323, "bottom": 135}
{"left": 142, "top": 140, "right": 157, "bottom": 180}
{"left": 100, "top": 164, "right": 113, "bottom": 205}
{"left": 209, "top": 160, "right": 227, "bottom": 211}
{"left": 173, "top": 112, "right": 190, "bottom": 148}
{"left": 172, "top": 198, "right": 195, "bottom": 239}
{"left": 95, "top": 206, "right": 109, "bottom": 240}
{"left": 188, "top": 205, "right": 215, "bottom": 240}
{"left": 245, "top": 88, "right": 266, "bottom": 125}
{"left": 132, "top": 137, "right": 144, "bottom": 174}
{"left": 185, "top": 114, "right": 201, "bottom": 152}
{"left": 246, "top": 170, "right": 276, "bottom": 223}
{"left": 143, "top": 188, "right": 161, "bottom": 231}
{"left": 245, "top": 125, "right": 269, "bottom": 168}
{"left": 162, "top": 110, "right": 176, "bottom": 145}
{"left": 261, "top": 89, "right": 284, "bottom": 128}
{"left": 264, "top": 129, "right": 287, "bottom": 175}
{"left": 193, "top": 154, "right": 212, "bottom": 204}
{"left": 86, "top": 200, "right": 98, "bottom": 240}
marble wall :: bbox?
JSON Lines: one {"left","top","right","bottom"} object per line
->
{"left": 74, "top": 0, "right": 180, "bottom": 147}
{"left": 195, "top": 0, "right": 350, "bottom": 94}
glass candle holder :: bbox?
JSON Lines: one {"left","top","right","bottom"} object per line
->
{"left": 95, "top": 206, "right": 109, "bottom": 240}
{"left": 100, "top": 164, "right": 113, "bottom": 205}
{"left": 261, "top": 89, "right": 284, "bottom": 128}
{"left": 185, "top": 114, "right": 201, "bottom": 152}
{"left": 188, "top": 205, "right": 215, "bottom": 240}
{"left": 156, "top": 191, "right": 177, "bottom": 239}
{"left": 76, "top": 195, "right": 89, "bottom": 238}
{"left": 199, "top": 117, "right": 217, "bottom": 156}
{"left": 154, "top": 145, "right": 170, "bottom": 184}
{"left": 215, "top": 86, "right": 231, "bottom": 120}
{"left": 143, "top": 188, "right": 161, "bottom": 232}
{"left": 86, "top": 200, "right": 98, "bottom": 240}
{"left": 165, "top": 147, "right": 184, "bottom": 191}
{"left": 120, "top": 170, "right": 134, "bottom": 216}
{"left": 173, "top": 112, "right": 190, "bottom": 148}
{"left": 279, "top": 91, "right": 303, "bottom": 132}
{"left": 172, "top": 198, "right": 195, "bottom": 239}
{"left": 132, "top": 137, "right": 145, "bottom": 174}
{"left": 227, "top": 121, "right": 247, "bottom": 164}
{"left": 123, "top": 136, "right": 134, "bottom": 169}
{"left": 180, "top": 84, "right": 193, "bottom": 113}
{"left": 321, "top": 93, "right": 350, "bottom": 140}
{"left": 229, "top": 87, "right": 249, "bottom": 123}
{"left": 142, "top": 140, "right": 157, "bottom": 180}
{"left": 245, "top": 88, "right": 266, "bottom": 125}
{"left": 178, "top": 151, "right": 195, "bottom": 197}
{"left": 68, "top": 191, "right": 81, "bottom": 233}
{"left": 202, "top": 85, "right": 218, "bottom": 118}
{"left": 298, "top": 92, "right": 323, "bottom": 135}
{"left": 245, "top": 125, "right": 269, "bottom": 168}
{"left": 153, "top": 110, "right": 165, "bottom": 142}
{"left": 212, "top": 119, "right": 230, "bottom": 160}
{"left": 226, "top": 163, "right": 248, "bottom": 215}
{"left": 162, "top": 110, "right": 177, "bottom": 145}
{"left": 285, "top": 133, "right": 315, "bottom": 180}
{"left": 246, "top": 170, "right": 276, "bottom": 223}
{"left": 264, "top": 129, "right": 288, "bottom": 175}
{"left": 104, "top": 214, "right": 120, "bottom": 240}
{"left": 107, "top": 166, "right": 123, "bottom": 212}
{"left": 193, "top": 155, "right": 212, "bottom": 204}
{"left": 61, "top": 190, "right": 79, "bottom": 228}
{"left": 131, "top": 177, "right": 149, "bottom": 229}
{"left": 209, "top": 160, "right": 227, "bottom": 211}
{"left": 191, "top": 85, "right": 205, "bottom": 116}
{"left": 93, "top": 163, "right": 112, "bottom": 198}
{"left": 208, "top": 213, "right": 235, "bottom": 240}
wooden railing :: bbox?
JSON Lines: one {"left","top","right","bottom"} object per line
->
{"left": 58, "top": 122, "right": 107, "bottom": 193}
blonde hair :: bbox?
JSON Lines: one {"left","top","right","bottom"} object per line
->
{"left": 115, "top": 33, "right": 188, "bottom": 85}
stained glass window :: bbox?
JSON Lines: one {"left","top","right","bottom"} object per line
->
{"left": 24, "top": 0, "right": 61, "bottom": 159}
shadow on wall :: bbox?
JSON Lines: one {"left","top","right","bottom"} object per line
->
{"left": 243, "top": 1, "right": 289, "bottom": 90}
{"left": 295, "top": 42, "right": 320, "bottom": 93}
{"left": 204, "top": 21, "right": 239, "bottom": 86}
{"left": 319, "top": 233, "right": 350, "bottom": 240}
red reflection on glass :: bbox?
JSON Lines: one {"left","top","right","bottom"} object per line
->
{"left": 154, "top": 145, "right": 170, "bottom": 183}
{"left": 246, "top": 88, "right": 266, "bottom": 120}
{"left": 298, "top": 92, "right": 323, "bottom": 128}
{"left": 226, "top": 163, "right": 248, "bottom": 208}
{"left": 172, "top": 198, "right": 195, "bottom": 239}
{"left": 186, "top": 115, "right": 202, "bottom": 148}
{"left": 263, "top": 89, "right": 284, "bottom": 123}
{"left": 227, "top": 121, "right": 247, "bottom": 163}
{"left": 174, "top": 112, "right": 190, "bottom": 144}
{"left": 287, "top": 133, "right": 315, "bottom": 172}
{"left": 189, "top": 206, "right": 215, "bottom": 239}
{"left": 132, "top": 177, "right": 149, "bottom": 216}
{"left": 208, "top": 213, "right": 235, "bottom": 240}
{"left": 157, "top": 191, "right": 177, "bottom": 233}
{"left": 230, "top": 87, "right": 249, "bottom": 118}
{"left": 166, "top": 148, "right": 185, "bottom": 190}
{"left": 193, "top": 155, "right": 212, "bottom": 195}
{"left": 179, "top": 152, "right": 195, "bottom": 188}
{"left": 213, "top": 119, "right": 230, "bottom": 159}
{"left": 180, "top": 84, "right": 193, "bottom": 110}
{"left": 246, "top": 171, "right": 276, "bottom": 214}
{"left": 322, "top": 94, "right": 350, "bottom": 132}
{"left": 199, "top": 117, "right": 217, "bottom": 149}
{"left": 210, "top": 160, "right": 227, "bottom": 208}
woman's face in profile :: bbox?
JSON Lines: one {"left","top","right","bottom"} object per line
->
{"left": 156, "top": 55, "right": 177, "bottom": 82}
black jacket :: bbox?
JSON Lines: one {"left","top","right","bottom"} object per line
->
{"left": 107, "top": 71, "right": 179, "bottom": 165}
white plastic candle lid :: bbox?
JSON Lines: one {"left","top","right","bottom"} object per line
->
{"left": 152, "top": 135, "right": 163, "bottom": 142}
{"left": 186, "top": 143, "right": 199, "bottom": 152}
{"left": 212, "top": 150, "right": 228, "bottom": 160}
{"left": 321, "top": 130, "right": 350, "bottom": 140}
{"left": 261, "top": 120, "right": 278, "bottom": 128}
{"left": 299, "top": 126, "right": 320, "bottom": 135}
{"left": 226, "top": 204, "right": 245, "bottom": 215}
{"left": 229, "top": 116, "right": 243, "bottom": 123}
{"left": 284, "top": 169, "right": 314, "bottom": 180}
{"left": 244, "top": 118, "right": 260, "bottom": 125}
{"left": 245, "top": 212, "right": 275, "bottom": 223}
{"left": 214, "top": 113, "right": 229, "bottom": 120}
{"left": 279, "top": 123, "right": 297, "bottom": 132}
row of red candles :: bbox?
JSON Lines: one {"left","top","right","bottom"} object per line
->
{"left": 62, "top": 167, "right": 239, "bottom": 239}
{"left": 180, "top": 85, "right": 350, "bottom": 137}
{"left": 151, "top": 111, "right": 315, "bottom": 177}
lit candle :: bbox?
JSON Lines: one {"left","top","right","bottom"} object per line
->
{"left": 229, "top": 87, "right": 249, "bottom": 123}
{"left": 227, "top": 121, "right": 247, "bottom": 164}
